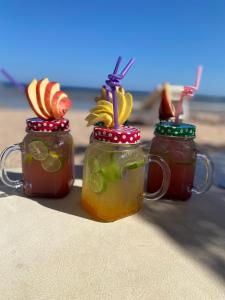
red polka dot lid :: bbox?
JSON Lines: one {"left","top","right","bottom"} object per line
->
{"left": 93, "top": 126, "right": 141, "bottom": 144}
{"left": 26, "top": 118, "right": 70, "bottom": 132}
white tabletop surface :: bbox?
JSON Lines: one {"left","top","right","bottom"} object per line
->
{"left": 0, "top": 168, "right": 225, "bottom": 300}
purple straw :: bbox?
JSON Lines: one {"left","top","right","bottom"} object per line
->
{"left": 0, "top": 68, "right": 24, "bottom": 92}
{"left": 121, "top": 58, "right": 135, "bottom": 77}
{"left": 106, "top": 57, "right": 135, "bottom": 129}
{"left": 113, "top": 56, "right": 122, "bottom": 74}
{"left": 111, "top": 87, "right": 119, "bottom": 129}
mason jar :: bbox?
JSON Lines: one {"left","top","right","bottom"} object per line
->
{"left": 148, "top": 121, "right": 213, "bottom": 201}
{"left": 0, "top": 118, "right": 74, "bottom": 198}
{"left": 82, "top": 126, "right": 170, "bottom": 221}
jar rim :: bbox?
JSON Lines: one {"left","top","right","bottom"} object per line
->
{"left": 92, "top": 139, "right": 141, "bottom": 151}
{"left": 154, "top": 132, "right": 195, "bottom": 140}
{"left": 26, "top": 129, "right": 70, "bottom": 134}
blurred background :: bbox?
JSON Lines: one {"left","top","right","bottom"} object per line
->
{"left": 0, "top": 0, "right": 225, "bottom": 185}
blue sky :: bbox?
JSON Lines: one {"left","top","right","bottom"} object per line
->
{"left": 0, "top": 0, "right": 225, "bottom": 95}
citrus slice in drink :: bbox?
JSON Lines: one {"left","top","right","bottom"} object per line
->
{"left": 87, "top": 157, "right": 101, "bottom": 173}
{"left": 28, "top": 140, "right": 49, "bottom": 161}
{"left": 125, "top": 160, "right": 145, "bottom": 170}
{"left": 99, "top": 152, "right": 113, "bottom": 167}
{"left": 101, "top": 161, "right": 122, "bottom": 182}
{"left": 98, "top": 152, "right": 122, "bottom": 182}
{"left": 41, "top": 152, "right": 62, "bottom": 173}
{"left": 89, "top": 172, "right": 106, "bottom": 194}
{"left": 24, "top": 153, "right": 33, "bottom": 164}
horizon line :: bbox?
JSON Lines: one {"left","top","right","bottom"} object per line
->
{"left": 0, "top": 80, "right": 224, "bottom": 98}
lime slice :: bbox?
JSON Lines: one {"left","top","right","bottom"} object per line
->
{"left": 98, "top": 152, "right": 122, "bottom": 182}
{"left": 89, "top": 172, "right": 106, "bottom": 194}
{"left": 125, "top": 160, "right": 145, "bottom": 170}
{"left": 28, "top": 140, "right": 49, "bottom": 161}
{"left": 87, "top": 157, "right": 100, "bottom": 173}
{"left": 101, "top": 162, "right": 122, "bottom": 182}
{"left": 41, "top": 152, "right": 62, "bottom": 173}
{"left": 24, "top": 153, "right": 33, "bottom": 164}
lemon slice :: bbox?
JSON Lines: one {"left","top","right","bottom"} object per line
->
{"left": 41, "top": 152, "right": 62, "bottom": 173}
{"left": 87, "top": 113, "right": 113, "bottom": 127}
{"left": 28, "top": 140, "right": 49, "bottom": 161}
{"left": 117, "top": 91, "right": 127, "bottom": 125}
{"left": 85, "top": 113, "right": 98, "bottom": 122}
{"left": 90, "top": 105, "right": 113, "bottom": 115}
{"left": 24, "top": 153, "right": 33, "bottom": 164}
{"left": 97, "top": 100, "right": 113, "bottom": 107}
{"left": 122, "top": 93, "right": 133, "bottom": 123}
{"left": 89, "top": 172, "right": 106, "bottom": 194}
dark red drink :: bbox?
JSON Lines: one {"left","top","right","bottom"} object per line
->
{"left": 21, "top": 118, "right": 74, "bottom": 198}
{"left": 148, "top": 122, "right": 198, "bottom": 201}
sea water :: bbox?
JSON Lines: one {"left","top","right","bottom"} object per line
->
{"left": 1, "top": 82, "right": 225, "bottom": 113}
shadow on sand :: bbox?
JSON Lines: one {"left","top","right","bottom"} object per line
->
{"left": 35, "top": 184, "right": 94, "bottom": 221}
{"left": 139, "top": 187, "right": 225, "bottom": 282}
{"left": 0, "top": 165, "right": 94, "bottom": 221}
{"left": 2, "top": 165, "right": 225, "bottom": 279}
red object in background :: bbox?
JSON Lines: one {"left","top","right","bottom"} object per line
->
{"left": 159, "top": 83, "right": 175, "bottom": 120}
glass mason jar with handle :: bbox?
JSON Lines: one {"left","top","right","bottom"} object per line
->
{"left": 148, "top": 122, "right": 213, "bottom": 201}
{"left": 0, "top": 118, "right": 74, "bottom": 198}
{"left": 82, "top": 126, "right": 171, "bottom": 222}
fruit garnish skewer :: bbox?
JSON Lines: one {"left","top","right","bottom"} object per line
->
{"left": 86, "top": 57, "right": 134, "bottom": 128}
{"left": 25, "top": 78, "right": 72, "bottom": 120}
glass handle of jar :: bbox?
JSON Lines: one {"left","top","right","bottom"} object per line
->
{"left": 192, "top": 152, "right": 213, "bottom": 194}
{"left": 0, "top": 144, "right": 23, "bottom": 189}
{"left": 143, "top": 154, "right": 171, "bottom": 201}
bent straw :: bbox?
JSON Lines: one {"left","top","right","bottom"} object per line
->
{"left": 113, "top": 56, "right": 122, "bottom": 74}
{"left": 121, "top": 58, "right": 135, "bottom": 77}
{"left": 111, "top": 87, "right": 119, "bottom": 128}
{"left": 106, "top": 57, "right": 135, "bottom": 129}
{"left": 0, "top": 68, "right": 24, "bottom": 92}
{"left": 194, "top": 65, "right": 203, "bottom": 90}
{"left": 175, "top": 65, "right": 203, "bottom": 124}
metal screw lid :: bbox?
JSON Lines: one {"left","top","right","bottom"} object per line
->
{"left": 155, "top": 121, "right": 196, "bottom": 138}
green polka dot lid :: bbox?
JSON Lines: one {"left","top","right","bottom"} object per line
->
{"left": 155, "top": 122, "right": 196, "bottom": 138}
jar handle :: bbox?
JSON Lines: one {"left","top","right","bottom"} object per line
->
{"left": 143, "top": 154, "right": 171, "bottom": 200}
{"left": 192, "top": 152, "right": 213, "bottom": 194}
{"left": 0, "top": 144, "right": 23, "bottom": 189}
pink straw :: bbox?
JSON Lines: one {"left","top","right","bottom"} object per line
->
{"left": 175, "top": 65, "right": 203, "bottom": 124}
{"left": 194, "top": 65, "right": 203, "bottom": 90}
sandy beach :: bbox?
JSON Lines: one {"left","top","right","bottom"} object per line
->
{"left": 0, "top": 108, "right": 224, "bottom": 169}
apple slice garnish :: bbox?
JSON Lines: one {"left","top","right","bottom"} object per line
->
{"left": 44, "top": 82, "right": 60, "bottom": 117}
{"left": 25, "top": 79, "right": 48, "bottom": 119}
{"left": 36, "top": 78, "right": 51, "bottom": 119}
{"left": 159, "top": 83, "right": 175, "bottom": 120}
{"left": 52, "top": 91, "right": 72, "bottom": 119}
